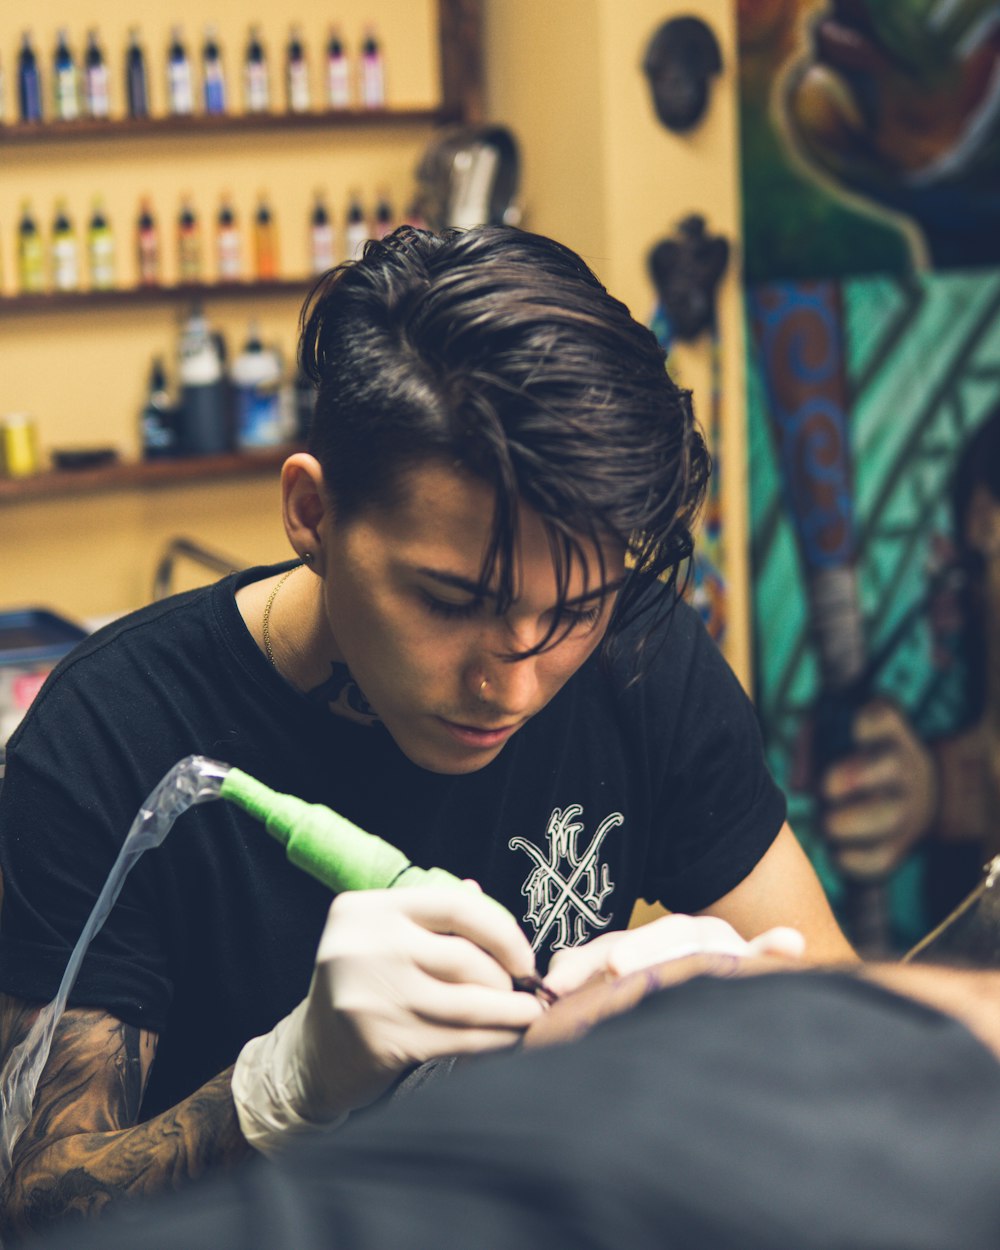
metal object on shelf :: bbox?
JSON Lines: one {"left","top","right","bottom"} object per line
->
{"left": 152, "top": 535, "right": 246, "bottom": 601}
{"left": 414, "top": 124, "right": 520, "bottom": 232}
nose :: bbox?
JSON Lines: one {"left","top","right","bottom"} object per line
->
{"left": 471, "top": 623, "right": 542, "bottom": 715}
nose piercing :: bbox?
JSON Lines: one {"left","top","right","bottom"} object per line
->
{"left": 479, "top": 678, "right": 489, "bottom": 701}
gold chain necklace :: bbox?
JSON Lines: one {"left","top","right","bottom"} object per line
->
{"left": 262, "top": 568, "right": 298, "bottom": 668}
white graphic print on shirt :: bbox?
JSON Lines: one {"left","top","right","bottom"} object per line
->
{"left": 509, "top": 804, "right": 622, "bottom": 952}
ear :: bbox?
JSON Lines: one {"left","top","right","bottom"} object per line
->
{"left": 281, "top": 453, "right": 330, "bottom": 569}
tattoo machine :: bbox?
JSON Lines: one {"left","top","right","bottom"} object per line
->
{"left": 218, "top": 766, "right": 555, "bottom": 1002}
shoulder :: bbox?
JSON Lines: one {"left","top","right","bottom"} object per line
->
{"left": 10, "top": 565, "right": 284, "bottom": 733}
{"left": 10, "top": 588, "right": 206, "bottom": 726}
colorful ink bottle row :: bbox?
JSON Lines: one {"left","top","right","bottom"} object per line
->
{"left": 7, "top": 24, "right": 386, "bottom": 123}
{"left": 10, "top": 192, "right": 397, "bottom": 294}
{"left": 16, "top": 197, "right": 116, "bottom": 293}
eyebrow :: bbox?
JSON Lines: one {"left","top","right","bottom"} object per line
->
{"left": 415, "top": 567, "right": 626, "bottom": 608}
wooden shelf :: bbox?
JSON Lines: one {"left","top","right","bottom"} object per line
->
{"left": 0, "top": 280, "right": 313, "bottom": 316}
{"left": 0, "top": 445, "right": 296, "bottom": 505}
{"left": 0, "top": 108, "right": 453, "bottom": 147}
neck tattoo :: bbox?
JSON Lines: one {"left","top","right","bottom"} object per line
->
{"left": 307, "top": 664, "right": 380, "bottom": 726}
{"left": 260, "top": 568, "right": 380, "bottom": 728}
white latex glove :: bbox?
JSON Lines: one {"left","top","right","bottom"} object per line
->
{"left": 232, "top": 887, "right": 542, "bottom": 1156}
{"left": 544, "top": 913, "right": 806, "bottom": 998}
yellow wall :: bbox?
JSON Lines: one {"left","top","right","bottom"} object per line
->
{"left": 483, "top": 0, "right": 750, "bottom": 685}
{"left": 1, "top": 0, "right": 440, "bottom": 620}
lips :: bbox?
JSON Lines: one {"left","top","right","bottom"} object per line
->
{"left": 436, "top": 717, "right": 522, "bottom": 750}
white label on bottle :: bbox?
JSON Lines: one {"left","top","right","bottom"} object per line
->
{"left": 53, "top": 237, "right": 79, "bottom": 290}
{"left": 138, "top": 233, "right": 159, "bottom": 282}
{"left": 85, "top": 66, "right": 109, "bottom": 117}
{"left": 55, "top": 68, "right": 79, "bottom": 119}
{"left": 217, "top": 227, "right": 242, "bottom": 279}
{"left": 326, "top": 57, "right": 350, "bottom": 108}
{"left": 310, "top": 222, "right": 335, "bottom": 273}
{"left": 288, "top": 62, "right": 310, "bottom": 112}
{"left": 90, "top": 235, "right": 115, "bottom": 289}
{"left": 169, "top": 61, "right": 194, "bottom": 114}
{"left": 245, "top": 63, "right": 269, "bottom": 112}
{"left": 361, "top": 55, "right": 384, "bottom": 108}
{"left": 346, "top": 222, "right": 368, "bottom": 260}
{"left": 179, "top": 237, "right": 202, "bottom": 282}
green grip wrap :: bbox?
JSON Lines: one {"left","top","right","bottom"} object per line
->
{"left": 219, "top": 767, "right": 475, "bottom": 899}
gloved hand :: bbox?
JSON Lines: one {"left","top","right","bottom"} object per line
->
{"left": 232, "top": 887, "right": 543, "bottom": 1156}
{"left": 544, "top": 913, "right": 806, "bottom": 998}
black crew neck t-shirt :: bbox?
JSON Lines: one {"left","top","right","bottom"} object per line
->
{"left": 0, "top": 565, "right": 784, "bottom": 1117}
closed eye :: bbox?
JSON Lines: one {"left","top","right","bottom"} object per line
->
{"left": 556, "top": 605, "right": 602, "bottom": 629}
{"left": 419, "top": 591, "right": 483, "bottom": 620}
{"left": 418, "top": 591, "right": 604, "bottom": 632}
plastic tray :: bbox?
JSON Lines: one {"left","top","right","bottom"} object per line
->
{"left": 0, "top": 609, "right": 88, "bottom": 667}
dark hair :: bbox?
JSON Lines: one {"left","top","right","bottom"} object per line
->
{"left": 299, "top": 225, "right": 709, "bottom": 657}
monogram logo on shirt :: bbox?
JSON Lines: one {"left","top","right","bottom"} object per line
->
{"left": 509, "top": 805, "right": 622, "bottom": 952}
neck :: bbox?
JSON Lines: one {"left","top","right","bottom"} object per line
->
{"left": 240, "top": 566, "right": 328, "bottom": 686}
{"left": 238, "top": 566, "right": 378, "bottom": 725}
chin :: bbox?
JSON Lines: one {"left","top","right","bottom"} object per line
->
{"left": 406, "top": 744, "right": 505, "bottom": 776}
{"left": 390, "top": 727, "right": 506, "bottom": 776}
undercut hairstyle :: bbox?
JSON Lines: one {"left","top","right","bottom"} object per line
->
{"left": 299, "top": 225, "right": 710, "bottom": 658}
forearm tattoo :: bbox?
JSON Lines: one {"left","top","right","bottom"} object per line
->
{"left": 0, "top": 998, "right": 251, "bottom": 1237}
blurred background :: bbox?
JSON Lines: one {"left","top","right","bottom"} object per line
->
{"left": 2, "top": 0, "right": 998, "bottom": 952}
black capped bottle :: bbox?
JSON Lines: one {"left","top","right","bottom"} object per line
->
{"left": 126, "top": 28, "right": 149, "bottom": 119}
{"left": 254, "top": 194, "right": 279, "bottom": 280}
{"left": 202, "top": 26, "right": 227, "bottom": 115}
{"left": 84, "top": 29, "right": 110, "bottom": 119}
{"left": 345, "top": 193, "right": 368, "bottom": 260}
{"left": 286, "top": 24, "right": 310, "bottom": 113}
{"left": 178, "top": 196, "right": 202, "bottom": 283}
{"left": 309, "top": 190, "right": 335, "bottom": 273}
{"left": 374, "top": 193, "right": 394, "bottom": 240}
{"left": 325, "top": 27, "right": 350, "bottom": 108}
{"left": 243, "top": 25, "right": 270, "bottom": 114}
{"left": 18, "top": 32, "right": 43, "bottom": 123}
{"left": 140, "top": 356, "right": 178, "bottom": 459}
{"left": 360, "top": 26, "right": 384, "bottom": 109}
{"left": 87, "top": 197, "right": 116, "bottom": 290}
{"left": 18, "top": 201, "right": 45, "bottom": 292}
{"left": 216, "top": 194, "right": 242, "bottom": 281}
{"left": 51, "top": 199, "right": 79, "bottom": 291}
{"left": 167, "top": 26, "right": 194, "bottom": 116}
{"left": 53, "top": 29, "right": 80, "bottom": 121}
{"left": 136, "top": 197, "right": 160, "bottom": 286}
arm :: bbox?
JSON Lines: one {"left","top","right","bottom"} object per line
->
{"left": 700, "top": 822, "right": 857, "bottom": 963}
{"left": 858, "top": 962, "right": 1000, "bottom": 1061}
{"left": 0, "top": 995, "right": 250, "bottom": 1240}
